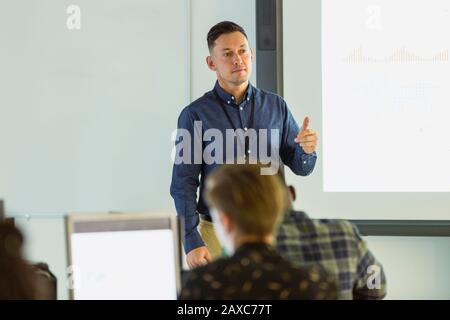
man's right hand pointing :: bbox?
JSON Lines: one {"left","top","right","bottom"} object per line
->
{"left": 294, "top": 116, "right": 318, "bottom": 154}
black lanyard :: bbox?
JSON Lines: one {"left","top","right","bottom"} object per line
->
{"left": 212, "top": 88, "right": 256, "bottom": 157}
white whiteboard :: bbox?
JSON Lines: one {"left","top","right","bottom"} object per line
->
{"left": 0, "top": 0, "right": 189, "bottom": 214}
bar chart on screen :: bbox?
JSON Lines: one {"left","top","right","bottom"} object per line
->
{"left": 322, "top": 0, "right": 450, "bottom": 192}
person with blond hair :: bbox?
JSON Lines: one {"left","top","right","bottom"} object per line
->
{"left": 179, "top": 164, "right": 336, "bottom": 300}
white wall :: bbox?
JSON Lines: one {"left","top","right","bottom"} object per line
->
{"left": 366, "top": 236, "right": 450, "bottom": 299}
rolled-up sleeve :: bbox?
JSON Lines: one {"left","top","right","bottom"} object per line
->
{"left": 170, "top": 107, "right": 204, "bottom": 253}
{"left": 279, "top": 101, "right": 317, "bottom": 176}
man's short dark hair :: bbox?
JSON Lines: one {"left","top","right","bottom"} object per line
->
{"left": 207, "top": 21, "right": 248, "bottom": 52}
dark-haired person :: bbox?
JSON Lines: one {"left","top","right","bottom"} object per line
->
{"left": 179, "top": 164, "right": 336, "bottom": 300}
{"left": 276, "top": 184, "right": 387, "bottom": 300}
{"left": 170, "top": 21, "right": 319, "bottom": 269}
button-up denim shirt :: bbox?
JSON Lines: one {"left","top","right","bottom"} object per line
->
{"left": 170, "top": 82, "right": 317, "bottom": 253}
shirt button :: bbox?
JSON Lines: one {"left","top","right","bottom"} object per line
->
{"left": 227, "top": 101, "right": 230, "bottom": 104}
{"left": 248, "top": 150, "right": 251, "bottom": 154}
{"left": 244, "top": 127, "right": 248, "bottom": 131}
{"left": 247, "top": 97, "right": 250, "bottom": 101}
{"left": 303, "top": 161, "right": 307, "bottom": 164}
{"left": 231, "top": 96, "right": 235, "bottom": 100}
{"left": 240, "top": 107, "right": 243, "bottom": 111}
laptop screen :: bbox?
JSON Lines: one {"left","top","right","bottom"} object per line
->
{"left": 66, "top": 213, "right": 181, "bottom": 300}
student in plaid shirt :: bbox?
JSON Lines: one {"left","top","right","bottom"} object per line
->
{"left": 276, "top": 184, "right": 387, "bottom": 300}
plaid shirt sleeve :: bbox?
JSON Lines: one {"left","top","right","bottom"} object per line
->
{"left": 350, "top": 223, "right": 387, "bottom": 300}
{"left": 276, "top": 212, "right": 387, "bottom": 299}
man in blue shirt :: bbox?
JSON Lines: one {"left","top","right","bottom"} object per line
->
{"left": 170, "top": 21, "right": 318, "bottom": 269}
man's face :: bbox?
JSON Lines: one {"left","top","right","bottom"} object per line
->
{"left": 207, "top": 31, "right": 253, "bottom": 87}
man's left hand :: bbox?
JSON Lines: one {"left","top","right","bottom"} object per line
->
{"left": 294, "top": 116, "right": 318, "bottom": 154}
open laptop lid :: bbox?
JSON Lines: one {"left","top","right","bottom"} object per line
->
{"left": 65, "top": 212, "right": 181, "bottom": 300}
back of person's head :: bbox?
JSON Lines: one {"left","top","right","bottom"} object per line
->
{"left": 0, "top": 222, "right": 37, "bottom": 299}
{"left": 204, "top": 163, "right": 286, "bottom": 237}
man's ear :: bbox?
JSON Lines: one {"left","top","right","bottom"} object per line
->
{"left": 219, "top": 212, "right": 234, "bottom": 233}
{"left": 250, "top": 47, "right": 254, "bottom": 63}
{"left": 206, "top": 55, "right": 216, "bottom": 71}
{"left": 288, "top": 185, "right": 296, "bottom": 202}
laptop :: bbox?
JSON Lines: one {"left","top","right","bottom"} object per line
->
{"left": 65, "top": 212, "right": 182, "bottom": 300}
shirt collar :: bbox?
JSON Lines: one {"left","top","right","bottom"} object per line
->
{"left": 213, "top": 81, "right": 254, "bottom": 105}
{"left": 234, "top": 242, "right": 273, "bottom": 254}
